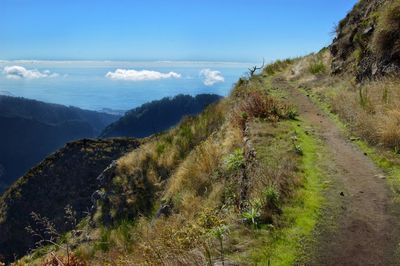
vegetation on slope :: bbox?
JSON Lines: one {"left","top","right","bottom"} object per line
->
{"left": 10, "top": 57, "right": 332, "bottom": 266}
{"left": 0, "top": 138, "right": 140, "bottom": 263}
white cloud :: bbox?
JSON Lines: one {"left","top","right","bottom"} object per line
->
{"left": 3, "top": 66, "right": 59, "bottom": 79}
{"left": 105, "top": 69, "right": 181, "bottom": 81}
{"left": 200, "top": 69, "right": 224, "bottom": 86}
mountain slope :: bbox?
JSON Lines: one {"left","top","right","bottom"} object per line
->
{"left": 0, "top": 138, "right": 140, "bottom": 262}
{"left": 100, "top": 94, "right": 222, "bottom": 138}
{"left": 331, "top": 0, "right": 400, "bottom": 80}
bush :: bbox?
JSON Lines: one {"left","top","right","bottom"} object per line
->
{"left": 242, "top": 206, "right": 261, "bottom": 230}
{"left": 224, "top": 148, "right": 245, "bottom": 172}
{"left": 233, "top": 91, "right": 294, "bottom": 129}
{"left": 308, "top": 58, "right": 326, "bottom": 75}
{"left": 263, "top": 186, "right": 280, "bottom": 208}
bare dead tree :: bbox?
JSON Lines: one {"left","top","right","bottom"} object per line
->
{"left": 248, "top": 58, "right": 265, "bottom": 77}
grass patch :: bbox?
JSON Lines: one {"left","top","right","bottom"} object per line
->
{"left": 242, "top": 120, "right": 325, "bottom": 265}
{"left": 266, "top": 120, "right": 325, "bottom": 265}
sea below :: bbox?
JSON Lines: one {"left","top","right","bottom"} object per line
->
{"left": 0, "top": 60, "right": 252, "bottom": 113}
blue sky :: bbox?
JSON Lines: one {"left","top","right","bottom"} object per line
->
{"left": 0, "top": 0, "right": 357, "bottom": 62}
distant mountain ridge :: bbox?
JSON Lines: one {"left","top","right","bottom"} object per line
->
{"left": 0, "top": 95, "right": 119, "bottom": 133}
{"left": 101, "top": 94, "right": 222, "bottom": 138}
{"left": 0, "top": 95, "right": 120, "bottom": 192}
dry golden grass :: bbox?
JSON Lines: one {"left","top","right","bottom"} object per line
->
{"left": 315, "top": 75, "right": 400, "bottom": 150}
{"left": 41, "top": 254, "right": 88, "bottom": 266}
{"left": 165, "top": 124, "right": 242, "bottom": 214}
{"left": 89, "top": 210, "right": 230, "bottom": 266}
{"left": 377, "top": 109, "right": 400, "bottom": 150}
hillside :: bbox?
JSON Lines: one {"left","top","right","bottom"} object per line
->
{"left": 0, "top": 96, "right": 119, "bottom": 192}
{"left": 331, "top": 0, "right": 400, "bottom": 80}
{"left": 0, "top": 138, "right": 141, "bottom": 262}
{"left": 100, "top": 94, "right": 222, "bottom": 138}
{"left": 3, "top": 0, "right": 400, "bottom": 265}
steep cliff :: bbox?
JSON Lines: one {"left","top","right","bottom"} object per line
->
{"left": 0, "top": 138, "right": 140, "bottom": 262}
{"left": 331, "top": 0, "right": 400, "bottom": 81}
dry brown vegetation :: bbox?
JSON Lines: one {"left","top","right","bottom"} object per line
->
{"left": 329, "top": 78, "right": 400, "bottom": 150}
{"left": 41, "top": 254, "right": 88, "bottom": 266}
{"left": 290, "top": 49, "right": 400, "bottom": 152}
{"left": 17, "top": 54, "right": 316, "bottom": 266}
{"left": 64, "top": 68, "right": 301, "bottom": 265}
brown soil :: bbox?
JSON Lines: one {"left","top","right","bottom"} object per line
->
{"left": 283, "top": 80, "right": 400, "bottom": 265}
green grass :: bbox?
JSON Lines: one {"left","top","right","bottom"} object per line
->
{"left": 246, "top": 120, "right": 325, "bottom": 265}
{"left": 267, "top": 120, "right": 324, "bottom": 265}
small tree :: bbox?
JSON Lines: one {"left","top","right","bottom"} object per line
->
{"left": 210, "top": 225, "right": 229, "bottom": 266}
{"left": 242, "top": 206, "right": 261, "bottom": 231}
{"left": 248, "top": 59, "right": 265, "bottom": 77}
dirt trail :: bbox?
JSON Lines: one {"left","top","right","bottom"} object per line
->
{"left": 284, "top": 82, "right": 400, "bottom": 265}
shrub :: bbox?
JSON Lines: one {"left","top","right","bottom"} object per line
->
{"left": 263, "top": 186, "right": 280, "bottom": 208}
{"left": 352, "top": 48, "right": 362, "bottom": 65}
{"left": 210, "top": 225, "right": 230, "bottom": 265}
{"left": 224, "top": 148, "right": 245, "bottom": 172}
{"left": 242, "top": 206, "right": 261, "bottom": 230}
{"left": 308, "top": 58, "right": 326, "bottom": 75}
{"left": 233, "top": 91, "right": 293, "bottom": 129}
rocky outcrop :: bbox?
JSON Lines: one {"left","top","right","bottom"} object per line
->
{"left": 331, "top": 0, "right": 400, "bottom": 81}
{"left": 0, "top": 138, "right": 140, "bottom": 263}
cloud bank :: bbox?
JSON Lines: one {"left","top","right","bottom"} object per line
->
{"left": 200, "top": 69, "right": 224, "bottom": 86}
{"left": 3, "top": 66, "right": 59, "bottom": 79}
{"left": 105, "top": 69, "right": 182, "bottom": 81}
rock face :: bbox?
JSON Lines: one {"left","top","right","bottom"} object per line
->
{"left": 0, "top": 138, "right": 140, "bottom": 263}
{"left": 331, "top": 0, "right": 400, "bottom": 81}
